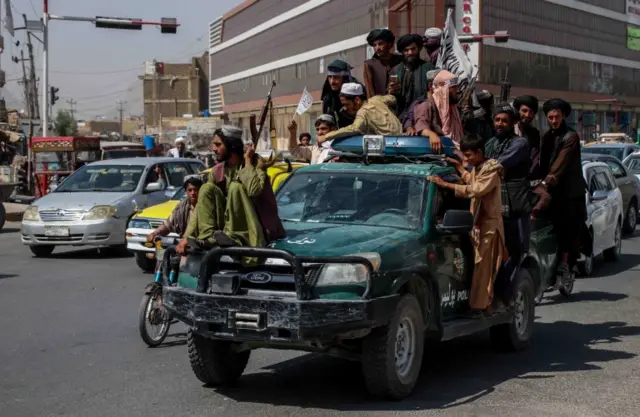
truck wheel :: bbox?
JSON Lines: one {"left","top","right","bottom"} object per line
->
{"left": 490, "top": 268, "right": 535, "bottom": 352}
{"left": 187, "top": 330, "right": 250, "bottom": 386}
{"left": 135, "top": 253, "right": 156, "bottom": 272}
{"left": 361, "top": 294, "right": 424, "bottom": 400}
{"left": 30, "top": 245, "right": 55, "bottom": 257}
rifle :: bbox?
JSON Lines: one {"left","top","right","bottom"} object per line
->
{"left": 252, "top": 80, "right": 276, "bottom": 147}
{"left": 499, "top": 61, "right": 511, "bottom": 103}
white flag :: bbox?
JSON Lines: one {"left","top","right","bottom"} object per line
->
{"left": 295, "top": 87, "right": 314, "bottom": 115}
{"left": 436, "top": 9, "right": 478, "bottom": 102}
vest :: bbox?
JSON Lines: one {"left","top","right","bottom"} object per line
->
{"left": 364, "top": 54, "right": 404, "bottom": 96}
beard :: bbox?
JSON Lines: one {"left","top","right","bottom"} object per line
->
{"left": 495, "top": 127, "right": 512, "bottom": 139}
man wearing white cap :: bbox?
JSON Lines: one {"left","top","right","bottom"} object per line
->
{"left": 424, "top": 27, "right": 443, "bottom": 65}
{"left": 167, "top": 136, "right": 192, "bottom": 158}
{"left": 318, "top": 83, "right": 402, "bottom": 143}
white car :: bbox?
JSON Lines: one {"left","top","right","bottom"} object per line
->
{"left": 579, "top": 161, "right": 624, "bottom": 275}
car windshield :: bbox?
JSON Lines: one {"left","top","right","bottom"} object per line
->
{"left": 585, "top": 147, "right": 625, "bottom": 161}
{"left": 276, "top": 172, "right": 426, "bottom": 230}
{"left": 625, "top": 157, "right": 640, "bottom": 171}
{"left": 103, "top": 149, "right": 146, "bottom": 159}
{"left": 171, "top": 187, "right": 185, "bottom": 200}
{"left": 55, "top": 164, "right": 145, "bottom": 192}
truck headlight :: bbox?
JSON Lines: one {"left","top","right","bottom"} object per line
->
{"left": 315, "top": 252, "right": 381, "bottom": 286}
{"left": 83, "top": 205, "right": 117, "bottom": 220}
{"left": 22, "top": 205, "right": 40, "bottom": 221}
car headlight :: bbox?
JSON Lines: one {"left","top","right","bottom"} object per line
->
{"left": 22, "top": 205, "right": 40, "bottom": 221}
{"left": 83, "top": 205, "right": 117, "bottom": 220}
{"left": 315, "top": 252, "right": 381, "bottom": 286}
{"left": 128, "top": 219, "right": 151, "bottom": 229}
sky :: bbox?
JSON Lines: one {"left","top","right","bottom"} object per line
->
{"left": 2, "top": 0, "right": 244, "bottom": 120}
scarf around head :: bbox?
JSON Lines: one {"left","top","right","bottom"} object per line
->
{"left": 432, "top": 70, "right": 464, "bottom": 149}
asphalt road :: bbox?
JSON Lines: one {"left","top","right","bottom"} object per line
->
{"left": 1, "top": 222, "right": 640, "bottom": 417}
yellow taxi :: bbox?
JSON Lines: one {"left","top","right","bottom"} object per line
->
{"left": 126, "top": 154, "right": 307, "bottom": 271}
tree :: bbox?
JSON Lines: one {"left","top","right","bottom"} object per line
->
{"left": 53, "top": 109, "right": 78, "bottom": 136}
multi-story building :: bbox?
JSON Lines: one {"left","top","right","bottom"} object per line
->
{"left": 140, "top": 55, "right": 209, "bottom": 127}
{"left": 210, "top": 0, "right": 640, "bottom": 143}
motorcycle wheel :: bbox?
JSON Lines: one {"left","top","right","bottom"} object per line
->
{"left": 138, "top": 291, "right": 171, "bottom": 347}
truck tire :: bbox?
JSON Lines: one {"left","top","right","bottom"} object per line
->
{"left": 490, "top": 268, "right": 535, "bottom": 352}
{"left": 187, "top": 330, "right": 250, "bottom": 386}
{"left": 30, "top": 245, "right": 55, "bottom": 257}
{"left": 361, "top": 294, "right": 425, "bottom": 400}
{"left": 135, "top": 253, "right": 156, "bottom": 272}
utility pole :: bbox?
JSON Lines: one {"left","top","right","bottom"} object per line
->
{"left": 66, "top": 98, "right": 76, "bottom": 118}
{"left": 17, "top": 50, "right": 32, "bottom": 117}
{"left": 117, "top": 100, "right": 126, "bottom": 137}
{"left": 26, "top": 31, "right": 40, "bottom": 119}
{"left": 39, "top": 3, "right": 180, "bottom": 137}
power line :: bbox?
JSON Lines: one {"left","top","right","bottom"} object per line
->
{"left": 66, "top": 99, "right": 77, "bottom": 119}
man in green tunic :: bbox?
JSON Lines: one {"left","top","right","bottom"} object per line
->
{"left": 176, "top": 126, "right": 270, "bottom": 256}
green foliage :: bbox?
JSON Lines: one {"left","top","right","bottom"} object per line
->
{"left": 53, "top": 110, "right": 78, "bottom": 136}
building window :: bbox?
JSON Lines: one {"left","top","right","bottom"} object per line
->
{"left": 319, "top": 58, "right": 325, "bottom": 74}
{"left": 272, "top": 70, "right": 278, "bottom": 82}
{"left": 295, "top": 62, "right": 307, "bottom": 79}
{"left": 338, "top": 51, "right": 348, "bottom": 61}
{"left": 262, "top": 73, "right": 270, "bottom": 86}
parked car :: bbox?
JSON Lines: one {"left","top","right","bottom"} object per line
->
{"left": 21, "top": 157, "right": 204, "bottom": 257}
{"left": 622, "top": 151, "right": 640, "bottom": 180}
{"left": 578, "top": 160, "right": 624, "bottom": 276}
{"left": 126, "top": 156, "right": 308, "bottom": 271}
{"left": 582, "top": 153, "right": 640, "bottom": 235}
{"left": 582, "top": 143, "right": 640, "bottom": 162}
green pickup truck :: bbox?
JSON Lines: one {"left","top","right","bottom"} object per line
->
{"left": 163, "top": 135, "right": 561, "bottom": 400}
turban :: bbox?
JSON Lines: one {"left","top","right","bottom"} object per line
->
{"left": 175, "top": 137, "right": 185, "bottom": 144}
{"left": 367, "top": 28, "right": 395, "bottom": 46}
{"left": 327, "top": 59, "right": 352, "bottom": 77}
{"left": 340, "top": 83, "right": 364, "bottom": 97}
{"left": 215, "top": 125, "right": 244, "bottom": 157}
{"left": 513, "top": 95, "right": 539, "bottom": 113}
{"left": 397, "top": 34, "right": 424, "bottom": 52}
{"left": 543, "top": 98, "right": 572, "bottom": 117}
{"left": 493, "top": 103, "right": 518, "bottom": 121}
{"left": 315, "top": 114, "right": 337, "bottom": 126}
{"left": 424, "top": 27, "right": 443, "bottom": 39}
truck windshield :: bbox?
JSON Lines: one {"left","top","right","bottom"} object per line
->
{"left": 276, "top": 172, "right": 426, "bottom": 230}
{"left": 55, "top": 164, "right": 145, "bottom": 192}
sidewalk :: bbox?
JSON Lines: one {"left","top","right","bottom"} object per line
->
{"left": 3, "top": 202, "right": 27, "bottom": 222}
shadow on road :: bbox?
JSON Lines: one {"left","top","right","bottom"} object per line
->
{"left": 542, "top": 290, "right": 628, "bottom": 305}
{"left": 0, "top": 274, "right": 18, "bottom": 280}
{"left": 0, "top": 227, "right": 19, "bottom": 234}
{"left": 46, "top": 248, "right": 133, "bottom": 260}
{"left": 212, "top": 320, "right": 640, "bottom": 411}
{"left": 586, "top": 253, "right": 640, "bottom": 279}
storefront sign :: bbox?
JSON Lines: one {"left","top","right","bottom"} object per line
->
{"left": 456, "top": 0, "right": 480, "bottom": 70}
{"left": 627, "top": 25, "right": 640, "bottom": 51}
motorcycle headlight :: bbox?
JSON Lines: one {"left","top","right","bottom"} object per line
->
{"left": 315, "top": 252, "right": 381, "bottom": 287}
{"left": 83, "top": 205, "right": 117, "bottom": 220}
{"left": 22, "top": 205, "right": 40, "bottom": 221}
{"left": 128, "top": 219, "right": 151, "bottom": 229}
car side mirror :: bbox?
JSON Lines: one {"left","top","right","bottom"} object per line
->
{"left": 144, "top": 182, "right": 163, "bottom": 193}
{"left": 590, "top": 190, "right": 608, "bottom": 201}
{"left": 436, "top": 209, "right": 474, "bottom": 234}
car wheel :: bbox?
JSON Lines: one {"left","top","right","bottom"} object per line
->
{"left": 578, "top": 252, "right": 594, "bottom": 277}
{"left": 29, "top": 245, "right": 55, "bottom": 257}
{"left": 604, "top": 222, "right": 622, "bottom": 261}
{"left": 623, "top": 200, "right": 637, "bottom": 235}
{"left": 490, "top": 268, "right": 535, "bottom": 352}
{"left": 135, "top": 253, "right": 156, "bottom": 272}
{"left": 187, "top": 330, "right": 250, "bottom": 386}
{"left": 361, "top": 294, "right": 425, "bottom": 400}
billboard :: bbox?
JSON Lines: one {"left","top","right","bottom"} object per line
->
{"left": 627, "top": 26, "right": 640, "bottom": 51}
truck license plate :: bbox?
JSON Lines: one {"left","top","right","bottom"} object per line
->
{"left": 44, "top": 226, "right": 70, "bottom": 237}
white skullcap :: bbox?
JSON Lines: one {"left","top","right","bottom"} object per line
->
{"left": 425, "top": 27, "right": 443, "bottom": 39}
{"left": 340, "top": 82, "right": 364, "bottom": 97}
{"left": 175, "top": 136, "right": 185, "bottom": 144}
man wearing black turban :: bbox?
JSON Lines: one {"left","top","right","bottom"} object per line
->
{"left": 321, "top": 59, "right": 363, "bottom": 128}
{"left": 388, "top": 33, "right": 435, "bottom": 119}
{"left": 485, "top": 103, "right": 532, "bottom": 296}
{"left": 539, "top": 98, "right": 587, "bottom": 285}
{"left": 363, "top": 29, "right": 403, "bottom": 98}
{"left": 513, "top": 95, "right": 542, "bottom": 179}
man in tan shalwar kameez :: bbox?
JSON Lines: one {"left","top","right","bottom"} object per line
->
{"left": 428, "top": 134, "right": 508, "bottom": 313}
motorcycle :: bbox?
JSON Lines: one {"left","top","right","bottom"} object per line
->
{"left": 535, "top": 264, "right": 576, "bottom": 305}
{"left": 137, "top": 236, "right": 181, "bottom": 347}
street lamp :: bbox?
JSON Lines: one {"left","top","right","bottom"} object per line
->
{"left": 41, "top": 1, "right": 180, "bottom": 136}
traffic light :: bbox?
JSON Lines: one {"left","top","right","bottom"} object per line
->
{"left": 50, "top": 86, "right": 59, "bottom": 106}
{"left": 160, "top": 18, "right": 178, "bottom": 34}
{"left": 95, "top": 16, "right": 142, "bottom": 30}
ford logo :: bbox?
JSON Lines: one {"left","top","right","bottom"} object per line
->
{"left": 245, "top": 272, "right": 272, "bottom": 284}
